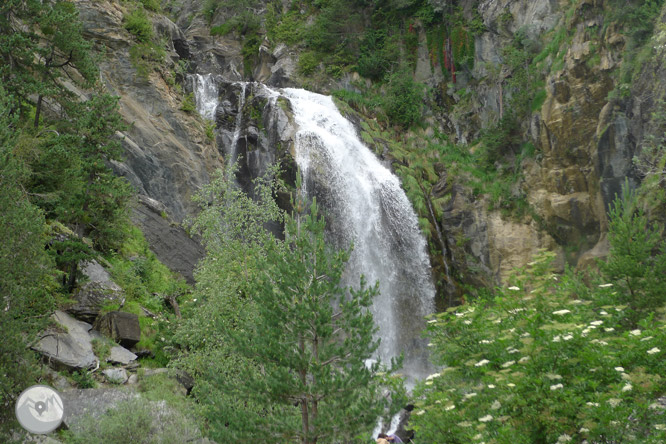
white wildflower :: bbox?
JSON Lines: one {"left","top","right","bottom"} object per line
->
{"left": 614, "top": 367, "right": 625, "bottom": 372}
{"left": 425, "top": 381, "right": 433, "bottom": 385}
{"left": 507, "top": 383, "right": 516, "bottom": 387}
{"left": 519, "top": 356, "right": 530, "bottom": 363}
{"left": 640, "top": 336, "right": 654, "bottom": 342}
{"left": 552, "top": 335, "right": 562, "bottom": 342}
{"left": 655, "top": 424, "right": 666, "bottom": 431}
{"left": 622, "top": 384, "right": 632, "bottom": 392}
{"left": 508, "top": 286, "right": 520, "bottom": 291}
{"left": 426, "top": 373, "right": 441, "bottom": 380}
{"left": 479, "top": 339, "right": 494, "bottom": 344}
{"left": 579, "top": 427, "right": 590, "bottom": 433}
{"left": 599, "top": 310, "right": 609, "bottom": 315}
{"left": 478, "top": 414, "right": 493, "bottom": 422}
{"left": 415, "top": 409, "right": 425, "bottom": 416}
{"left": 590, "top": 320, "right": 603, "bottom": 326}
{"left": 647, "top": 347, "right": 661, "bottom": 355}
{"left": 475, "top": 359, "right": 490, "bottom": 367}
{"left": 427, "top": 319, "right": 437, "bottom": 324}
{"left": 552, "top": 309, "right": 571, "bottom": 315}
{"left": 630, "top": 329, "right": 641, "bottom": 336}
{"left": 550, "top": 383, "right": 564, "bottom": 390}
{"left": 487, "top": 384, "right": 496, "bottom": 388}
{"left": 491, "top": 400, "right": 501, "bottom": 410}
{"left": 427, "top": 343, "right": 434, "bottom": 347}
{"left": 563, "top": 334, "right": 574, "bottom": 341}
{"left": 608, "top": 398, "right": 621, "bottom": 407}
{"left": 445, "top": 404, "right": 455, "bottom": 411}
{"left": 520, "top": 332, "right": 531, "bottom": 337}
{"left": 604, "top": 327, "right": 615, "bottom": 332}
{"left": 464, "top": 393, "right": 478, "bottom": 399}
{"left": 598, "top": 283, "right": 613, "bottom": 288}
{"left": 557, "top": 434, "right": 572, "bottom": 443}
{"left": 586, "top": 402, "right": 600, "bottom": 407}
{"left": 501, "top": 361, "right": 515, "bottom": 368}
{"left": 463, "top": 320, "right": 472, "bottom": 325}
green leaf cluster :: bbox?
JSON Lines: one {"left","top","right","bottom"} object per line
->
{"left": 410, "top": 190, "right": 666, "bottom": 443}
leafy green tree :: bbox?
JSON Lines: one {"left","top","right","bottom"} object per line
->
{"left": 172, "top": 164, "right": 286, "bottom": 441}
{"left": 28, "top": 93, "right": 132, "bottom": 290}
{"left": 229, "top": 196, "right": 395, "bottom": 443}
{"left": 175, "top": 169, "right": 402, "bottom": 443}
{"left": 411, "top": 252, "right": 666, "bottom": 444}
{"left": 0, "top": 86, "right": 56, "bottom": 437}
{"left": 0, "top": 0, "right": 97, "bottom": 125}
{"left": 599, "top": 184, "right": 666, "bottom": 323}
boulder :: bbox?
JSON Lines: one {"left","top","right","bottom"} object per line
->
{"left": 94, "top": 311, "right": 141, "bottom": 348}
{"left": 107, "top": 345, "right": 138, "bottom": 365}
{"left": 69, "top": 260, "right": 123, "bottom": 323}
{"left": 59, "top": 388, "right": 137, "bottom": 430}
{"left": 102, "top": 368, "right": 129, "bottom": 384}
{"left": 89, "top": 329, "right": 138, "bottom": 365}
{"left": 32, "top": 311, "right": 97, "bottom": 370}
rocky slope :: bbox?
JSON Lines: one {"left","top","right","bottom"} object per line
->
{"left": 72, "top": 0, "right": 666, "bottom": 295}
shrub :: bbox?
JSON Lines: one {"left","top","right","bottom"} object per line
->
{"left": 180, "top": 92, "right": 196, "bottom": 113}
{"left": 124, "top": 8, "right": 153, "bottom": 43}
{"left": 297, "top": 51, "right": 320, "bottom": 76}
{"left": 411, "top": 247, "right": 666, "bottom": 443}
{"left": 383, "top": 68, "right": 423, "bottom": 128}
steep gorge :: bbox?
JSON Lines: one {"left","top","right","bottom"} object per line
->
{"left": 71, "top": 0, "right": 666, "bottom": 306}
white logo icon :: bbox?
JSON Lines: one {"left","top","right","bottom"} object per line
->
{"left": 15, "top": 385, "right": 64, "bottom": 434}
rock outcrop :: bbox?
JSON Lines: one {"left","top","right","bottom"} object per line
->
{"left": 94, "top": 311, "right": 141, "bottom": 348}
{"left": 32, "top": 311, "right": 98, "bottom": 370}
{"left": 69, "top": 260, "right": 123, "bottom": 323}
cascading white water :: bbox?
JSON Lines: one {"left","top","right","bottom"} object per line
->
{"left": 281, "top": 88, "right": 436, "bottom": 385}
{"left": 229, "top": 82, "right": 247, "bottom": 163}
{"left": 191, "top": 73, "right": 218, "bottom": 120}
{"left": 191, "top": 78, "right": 437, "bottom": 385}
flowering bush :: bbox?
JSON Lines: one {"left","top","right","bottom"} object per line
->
{"left": 411, "top": 252, "right": 666, "bottom": 443}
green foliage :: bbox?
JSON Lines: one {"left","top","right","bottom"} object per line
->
{"left": 140, "top": 0, "right": 161, "bottom": 12}
{"left": 266, "top": 8, "right": 308, "bottom": 45}
{"left": 71, "top": 370, "right": 96, "bottom": 389}
{"left": 173, "top": 164, "right": 285, "bottom": 441}
{"left": 129, "top": 41, "right": 166, "bottom": 79}
{"left": 225, "top": 196, "right": 399, "bottom": 442}
{"left": 383, "top": 68, "right": 423, "bottom": 128}
{"left": 0, "top": 87, "right": 57, "bottom": 438}
{"left": 63, "top": 397, "right": 202, "bottom": 444}
{"left": 357, "top": 29, "right": 397, "bottom": 81}
{"left": 411, "top": 251, "right": 666, "bottom": 443}
{"left": 204, "top": 119, "right": 215, "bottom": 140}
{"left": 175, "top": 167, "right": 402, "bottom": 442}
{"left": 599, "top": 183, "right": 666, "bottom": 323}
{"left": 180, "top": 92, "right": 196, "bottom": 113}
{"left": 298, "top": 51, "right": 321, "bottom": 76}
{"left": 124, "top": 8, "right": 153, "bottom": 43}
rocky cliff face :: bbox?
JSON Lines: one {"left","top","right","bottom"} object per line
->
{"left": 71, "top": 0, "right": 666, "bottom": 292}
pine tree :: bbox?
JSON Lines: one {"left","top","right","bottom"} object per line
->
{"left": 0, "top": 85, "right": 56, "bottom": 436}
{"left": 232, "top": 196, "right": 393, "bottom": 443}
{"left": 600, "top": 183, "right": 666, "bottom": 323}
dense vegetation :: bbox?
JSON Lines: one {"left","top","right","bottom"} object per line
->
{"left": 0, "top": 0, "right": 185, "bottom": 437}
{"left": 2, "top": 0, "right": 666, "bottom": 442}
{"left": 173, "top": 167, "right": 405, "bottom": 442}
{"left": 411, "top": 188, "right": 666, "bottom": 443}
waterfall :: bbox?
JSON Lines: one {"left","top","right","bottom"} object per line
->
{"left": 281, "top": 88, "right": 436, "bottom": 385}
{"left": 229, "top": 82, "right": 247, "bottom": 164}
{"left": 192, "top": 79, "right": 437, "bottom": 385}
{"left": 191, "top": 73, "right": 218, "bottom": 121}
